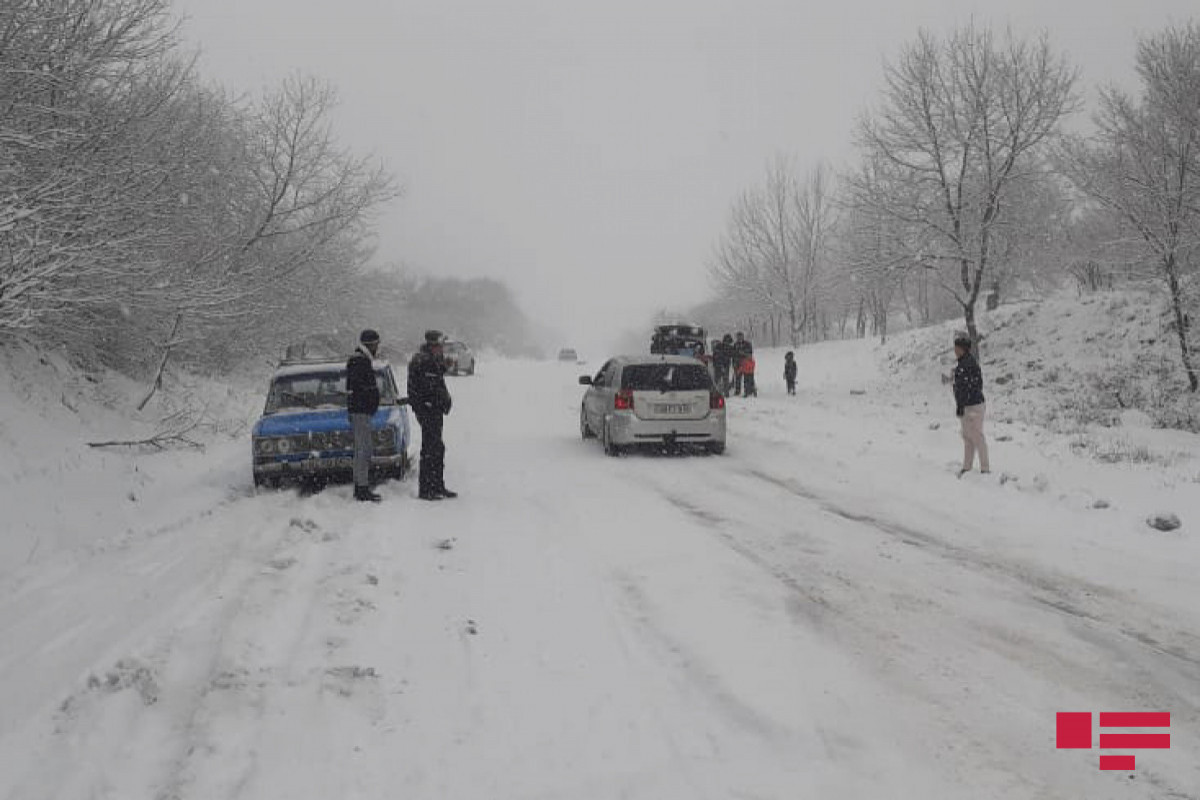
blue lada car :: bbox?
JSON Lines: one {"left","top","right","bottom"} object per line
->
{"left": 251, "top": 358, "right": 412, "bottom": 488}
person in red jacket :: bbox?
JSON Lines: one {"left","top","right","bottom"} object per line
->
{"left": 732, "top": 332, "right": 753, "bottom": 395}
{"left": 738, "top": 354, "right": 757, "bottom": 397}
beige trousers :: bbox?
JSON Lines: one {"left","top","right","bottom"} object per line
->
{"left": 960, "top": 403, "right": 989, "bottom": 472}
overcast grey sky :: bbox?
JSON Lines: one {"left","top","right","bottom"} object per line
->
{"left": 173, "top": 0, "right": 1195, "bottom": 352}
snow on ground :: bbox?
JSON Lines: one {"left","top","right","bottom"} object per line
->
{"left": 1, "top": 311, "right": 1198, "bottom": 799}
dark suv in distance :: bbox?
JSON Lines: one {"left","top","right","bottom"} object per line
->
{"left": 442, "top": 340, "right": 476, "bottom": 376}
{"left": 650, "top": 323, "right": 707, "bottom": 358}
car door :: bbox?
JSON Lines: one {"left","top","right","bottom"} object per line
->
{"left": 584, "top": 360, "right": 615, "bottom": 429}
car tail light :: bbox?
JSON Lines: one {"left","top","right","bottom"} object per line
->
{"left": 614, "top": 389, "right": 634, "bottom": 411}
{"left": 710, "top": 391, "right": 725, "bottom": 410}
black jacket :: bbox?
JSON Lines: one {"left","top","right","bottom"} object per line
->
{"left": 408, "top": 346, "right": 452, "bottom": 416}
{"left": 953, "top": 352, "right": 986, "bottom": 413}
{"left": 346, "top": 346, "right": 380, "bottom": 415}
{"left": 784, "top": 359, "right": 797, "bottom": 381}
{"left": 713, "top": 341, "right": 732, "bottom": 369}
{"left": 734, "top": 339, "right": 753, "bottom": 361}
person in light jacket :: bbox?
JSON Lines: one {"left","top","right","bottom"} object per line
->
{"left": 952, "top": 336, "right": 989, "bottom": 477}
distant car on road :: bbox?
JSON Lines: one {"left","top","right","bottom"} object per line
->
{"left": 558, "top": 348, "right": 580, "bottom": 362}
{"left": 578, "top": 355, "right": 726, "bottom": 456}
{"left": 251, "top": 357, "right": 412, "bottom": 488}
{"left": 442, "top": 340, "right": 476, "bottom": 376}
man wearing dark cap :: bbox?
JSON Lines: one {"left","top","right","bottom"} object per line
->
{"left": 952, "top": 335, "right": 989, "bottom": 477}
{"left": 347, "top": 329, "right": 382, "bottom": 502}
{"left": 408, "top": 330, "right": 456, "bottom": 500}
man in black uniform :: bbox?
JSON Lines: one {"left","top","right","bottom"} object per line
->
{"left": 347, "top": 329, "right": 382, "bottom": 502}
{"left": 408, "top": 330, "right": 456, "bottom": 501}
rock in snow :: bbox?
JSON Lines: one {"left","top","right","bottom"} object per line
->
{"left": 1146, "top": 513, "right": 1182, "bottom": 532}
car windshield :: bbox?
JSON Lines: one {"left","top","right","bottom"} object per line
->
{"left": 622, "top": 364, "right": 713, "bottom": 392}
{"left": 264, "top": 369, "right": 397, "bottom": 414}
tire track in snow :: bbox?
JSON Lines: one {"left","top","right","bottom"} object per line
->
{"left": 744, "top": 465, "right": 1200, "bottom": 681}
{"left": 629, "top": 461, "right": 1200, "bottom": 800}
{"left": 4, "top": 494, "right": 297, "bottom": 800}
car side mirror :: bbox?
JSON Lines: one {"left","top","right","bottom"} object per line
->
{"left": 578, "top": 376, "right": 593, "bottom": 385}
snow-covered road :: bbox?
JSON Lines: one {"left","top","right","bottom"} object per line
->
{"left": 2, "top": 348, "right": 1198, "bottom": 799}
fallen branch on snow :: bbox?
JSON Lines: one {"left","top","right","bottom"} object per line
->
{"left": 87, "top": 408, "right": 206, "bottom": 452}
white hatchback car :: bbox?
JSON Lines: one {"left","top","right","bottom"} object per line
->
{"left": 579, "top": 355, "right": 726, "bottom": 455}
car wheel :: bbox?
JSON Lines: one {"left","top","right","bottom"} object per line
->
{"left": 602, "top": 421, "right": 621, "bottom": 457}
{"left": 580, "top": 406, "right": 596, "bottom": 440}
{"left": 707, "top": 442, "right": 726, "bottom": 456}
{"left": 467, "top": 361, "right": 475, "bottom": 375}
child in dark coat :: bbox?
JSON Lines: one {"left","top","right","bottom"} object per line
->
{"left": 784, "top": 351, "right": 797, "bottom": 395}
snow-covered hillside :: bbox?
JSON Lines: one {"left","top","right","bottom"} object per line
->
{"left": 880, "top": 289, "right": 1200, "bottom": 433}
{"left": 1, "top": 315, "right": 1198, "bottom": 799}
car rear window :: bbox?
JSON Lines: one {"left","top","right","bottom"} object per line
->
{"left": 621, "top": 364, "right": 713, "bottom": 391}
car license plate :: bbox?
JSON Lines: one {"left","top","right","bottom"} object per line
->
{"left": 284, "top": 456, "right": 353, "bottom": 470}
{"left": 655, "top": 403, "right": 691, "bottom": 414}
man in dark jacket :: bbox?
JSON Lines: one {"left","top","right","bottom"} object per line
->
{"left": 347, "top": 329, "right": 382, "bottom": 502}
{"left": 732, "top": 332, "right": 753, "bottom": 396}
{"left": 712, "top": 336, "right": 732, "bottom": 394}
{"left": 952, "top": 335, "right": 989, "bottom": 477}
{"left": 408, "top": 329, "right": 456, "bottom": 501}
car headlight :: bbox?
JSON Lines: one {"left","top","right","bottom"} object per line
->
{"left": 255, "top": 437, "right": 276, "bottom": 455}
{"left": 276, "top": 437, "right": 292, "bottom": 453}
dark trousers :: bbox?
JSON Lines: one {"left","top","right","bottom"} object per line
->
{"left": 733, "top": 371, "right": 744, "bottom": 395}
{"left": 743, "top": 374, "right": 757, "bottom": 396}
{"left": 415, "top": 410, "right": 446, "bottom": 495}
{"left": 716, "top": 364, "right": 731, "bottom": 394}
{"left": 786, "top": 379, "right": 796, "bottom": 395}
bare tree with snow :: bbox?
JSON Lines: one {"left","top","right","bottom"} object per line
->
{"left": 850, "top": 23, "right": 1079, "bottom": 345}
{"left": 710, "top": 158, "right": 837, "bottom": 347}
{"left": 1060, "top": 22, "right": 1200, "bottom": 391}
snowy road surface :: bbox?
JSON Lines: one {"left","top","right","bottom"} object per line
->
{"left": 2, "top": 346, "right": 1198, "bottom": 799}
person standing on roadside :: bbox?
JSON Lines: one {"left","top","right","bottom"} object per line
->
{"left": 732, "top": 332, "right": 753, "bottom": 396}
{"left": 347, "top": 329, "right": 382, "bottom": 502}
{"left": 715, "top": 334, "right": 734, "bottom": 394}
{"left": 952, "top": 335, "right": 989, "bottom": 477}
{"left": 784, "top": 351, "right": 797, "bottom": 395}
{"left": 408, "top": 330, "right": 457, "bottom": 501}
{"left": 739, "top": 353, "right": 758, "bottom": 397}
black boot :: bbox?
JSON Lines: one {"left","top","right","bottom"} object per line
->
{"left": 355, "top": 485, "right": 381, "bottom": 502}
{"left": 418, "top": 491, "right": 443, "bottom": 501}
{"left": 437, "top": 488, "right": 458, "bottom": 499}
